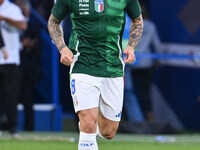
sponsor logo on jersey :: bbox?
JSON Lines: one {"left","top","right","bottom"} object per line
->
{"left": 94, "top": 0, "right": 104, "bottom": 13}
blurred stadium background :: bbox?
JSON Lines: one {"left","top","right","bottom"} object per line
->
{"left": 1, "top": 0, "right": 200, "bottom": 149}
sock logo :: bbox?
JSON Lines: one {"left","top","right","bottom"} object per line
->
{"left": 80, "top": 143, "right": 94, "bottom": 147}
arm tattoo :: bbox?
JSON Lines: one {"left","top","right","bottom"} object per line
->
{"left": 48, "top": 14, "right": 66, "bottom": 52}
{"left": 128, "top": 15, "right": 143, "bottom": 51}
{"left": 58, "top": 44, "right": 66, "bottom": 52}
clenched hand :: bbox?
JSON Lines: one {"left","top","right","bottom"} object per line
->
{"left": 60, "top": 47, "right": 74, "bottom": 66}
{"left": 123, "top": 45, "right": 136, "bottom": 64}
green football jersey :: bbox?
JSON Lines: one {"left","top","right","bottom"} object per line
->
{"left": 52, "top": 0, "right": 141, "bottom": 77}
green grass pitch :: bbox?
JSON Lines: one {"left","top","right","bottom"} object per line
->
{"left": 0, "top": 132, "right": 200, "bottom": 150}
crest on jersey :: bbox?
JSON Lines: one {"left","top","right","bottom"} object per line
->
{"left": 94, "top": 0, "right": 104, "bottom": 13}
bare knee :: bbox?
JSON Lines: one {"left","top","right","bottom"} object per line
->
{"left": 81, "top": 119, "right": 97, "bottom": 133}
{"left": 78, "top": 109, "right": 98, "bottom": 133}
{"left": 102, "top": 132, "right": 116, "bottom": 140}
{"left": 100, "top": 126, "right": 118, "bottom": 140}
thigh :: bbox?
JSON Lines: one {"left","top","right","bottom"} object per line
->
{"left": 70, "top": 74, "right": 101, "bottom": 113}
{"left": 99, "top": 77, "right": 124, "bottom": 122}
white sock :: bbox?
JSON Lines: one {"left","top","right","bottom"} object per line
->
{"left": 97, "top": 124, "right": 105, "bottom": 139}
{"left": 78, "top": 132, "right": 98, "bottom": 150}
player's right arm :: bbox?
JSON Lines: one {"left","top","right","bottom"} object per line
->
{"left": 124, "top": 15, "right": 143, "bottom": 64}
{"left": 48, "top": 14, "right": 73, "bottom": 66}
{"left": 124, "top": 0, "right": 143, "bottom": 64}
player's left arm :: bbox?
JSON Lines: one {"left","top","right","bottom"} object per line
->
{"left": 124, "top": 14, "right": 143, "bottom": 64}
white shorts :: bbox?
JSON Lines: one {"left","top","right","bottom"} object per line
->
{"left": 70, "top": 73, "right": 124, "bottom": 121}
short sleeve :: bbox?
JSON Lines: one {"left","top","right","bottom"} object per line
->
{"left": 3, "top": 4, "right": 25, "bottom": 21}
{"left": 12, "top": 6, "right": 25, "bottom": 21}
{"left": 51, "top": 0, "right": 70, "bottom": 21}
{"left": 125, "top": 0, "right": 142, "bottom": 19}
